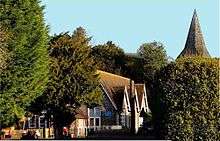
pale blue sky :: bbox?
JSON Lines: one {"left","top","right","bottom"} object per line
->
{"left": 41, "top": 0, "right": 219, "bottom": 58}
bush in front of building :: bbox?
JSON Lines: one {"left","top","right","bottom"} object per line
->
{"left": 153, "top": 57, "right": 220, "bottom": 140}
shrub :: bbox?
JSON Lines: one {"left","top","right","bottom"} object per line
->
{"left": 153, "top": 57, "right": 220, "bottom": 140}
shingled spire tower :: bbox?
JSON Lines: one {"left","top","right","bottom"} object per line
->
{"left": 177, "top": 9, "right": 210, "bottom": 58}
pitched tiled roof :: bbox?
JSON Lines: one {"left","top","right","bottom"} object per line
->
{"left": 98, "top": 70, "right": 130, "bottom": 87}
{"left": 97, "top": 70, "right": 147, "bottom": 113}
{"left": 135, "top": 84, "right": 145, "bottom": 109}
{"left": 97, "top": 70, "right": 131, "bottom": 110}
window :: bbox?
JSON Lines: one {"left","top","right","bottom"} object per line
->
{"left": 39, "top": 116, "right": 47, "bottom": 128}
{"left": 89, "top": 107, "right": 101, "bottom": 128}
{"left": 95, "top": 118, "right": 100, "bottom": 126}
{"left": 89, "top": 109, "right": 94, "bottom": 117}
{"left": 104, "top": 111, "right": 112, "bottom": 117}
{"left": 29, "top": 115, "right": 37, "bottom": 128}
{"left": 94, "top": 107, "right": 101, "bottom": 117}
{"left": 121, "top": 115, "right": 125, "bottom": 126}
{"left": 90, "top": 118, "right": 100, "bottom": 127}
{"left": 90, "top": 107, "right": 101, "bottom": 117}
{"left": 90, "top": 118, "right": 94, "bottom": 126}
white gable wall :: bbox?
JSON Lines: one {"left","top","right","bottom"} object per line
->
{"left": 143, "top": 85, "right": 151, "bottom": 113}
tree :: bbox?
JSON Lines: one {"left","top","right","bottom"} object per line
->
{"left": 153, "top": 57, "right": 220, "bottom": 140}
{"left": 92, "top": 41, "right": 125, "bottom": 75}
{"left": 0, "top": 0, "right": 49, "bottom": 127}
{"left": 137, "top": 41, "right": 168, "bottom": 110}
{"left": 0, "top": 26, "right": 10, "bottom": 73}
{"left": 123, "top": 54, "right": 144, "bottom": 83}
{"left": 31, "top": 27, "right": 102, "bottom": 139}
{"left": 138, "top": 41, "right": 168, "bottom": 83}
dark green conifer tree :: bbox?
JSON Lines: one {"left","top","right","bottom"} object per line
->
{"left": 0, "top": 0, "right": 49, "bottom": 127}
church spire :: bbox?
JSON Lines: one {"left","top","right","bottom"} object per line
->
{"left": 177, "top": 9, "right": 210, "bottom": 58}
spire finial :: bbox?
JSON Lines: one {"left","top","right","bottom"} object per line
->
{"left": 193, "top": 9, "right": 198, "bottom": 19}
{"left": 193, "top": 9, "right": 197, "bottom": 14}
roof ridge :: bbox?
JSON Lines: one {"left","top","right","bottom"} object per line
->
{"left": 97, "top": 70, "right": 130, "bottom": 81}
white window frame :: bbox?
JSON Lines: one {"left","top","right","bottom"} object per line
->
{"left": 28, "top": 115, "right": 37, "bottom": 128}
{"left": 94, "top": 107, "right": 101, "bottom": 117}
{"left": 89, "top": 107, "right": 101, "bottom": 117}
{"left": 121, "top": 114, "right": 126, "bottom": 127}
{"left": 88, "top": 107, "right": 101, "bottom": 130}
{"left": 39, "top": 116, "right": 47, "bottom": 128}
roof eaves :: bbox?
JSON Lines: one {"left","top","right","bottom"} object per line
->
{"left": 100, "top": 82, "right": 118, "bottom": 110}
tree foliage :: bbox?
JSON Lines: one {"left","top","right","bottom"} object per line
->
{"left": 123, "top": 54, "right": 144, "bottom": 83}
{"left": 153, "top": 57, "right": 220, "bottom": 140}
{"left": 136, "top": 41, "right": 168, "bottom": 110}
{"left": 0, "top": 0, "right": 49, "bottom": 127}
{"left": 138, "top": 41, "right": 168, "bottom": 83}
{"left": 30, "top": 27, "right": 102, "bottom": 138}
{"left": 0, "top": 26, "right": 10, "bottom": 73}
{"left": 92, "top": 41, "right": 125, "bottom": 75}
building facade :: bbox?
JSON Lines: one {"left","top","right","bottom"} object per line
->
{"left": 87, "top": 70, "right": 151, "bottom": 133}
{"left": 22, "top": 70, "right": 151, "bottom": 138}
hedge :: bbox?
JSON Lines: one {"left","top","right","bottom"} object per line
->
{"left": 153, "top": 57, "right": 220, "bottom": 140}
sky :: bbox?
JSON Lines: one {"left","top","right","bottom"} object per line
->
{"left": 41, "top": 0, "right": 219, "bottom": 59}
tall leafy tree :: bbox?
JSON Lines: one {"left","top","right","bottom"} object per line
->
{"left": 31, "top": 27, "right": 102, "bottom": 139}
{"left": 137, "top": 41, "right": 168, "bottom": 110}
{"left": 0, "top": 0, "right": 49, "bottom": 127}
{"left": 92, "top": 41, "right": 125, "bottom": 75}
{"left": 138, "top": 41, "right": 168, "bottom": 83}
